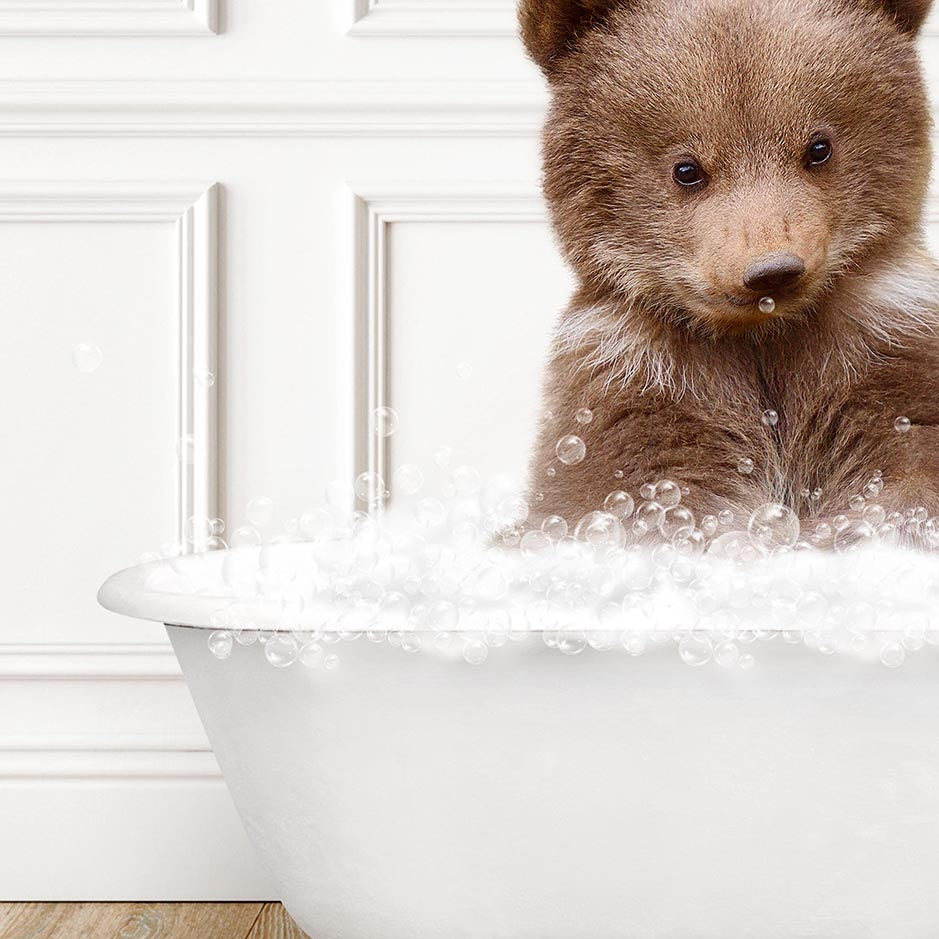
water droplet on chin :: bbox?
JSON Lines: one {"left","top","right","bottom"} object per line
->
{"left": 761, "top": 408, "right": 778, "bottom": 427}
{"left": 574, "top": 408, "right": 593, "bottom": 424}
{"left": 555, "top": 434, "right": 586, "bottom": 465}
{"left": 895, "top": 416, "right": 911, "bottom": 433}
{"left": 72, "top": 342, "right": 103, "bottom": 373}
{"left": 737, "top": 457, "right": 754, "bottom": 475}
{"left": 758, "top": 296, "right": 776, "bottom": 314}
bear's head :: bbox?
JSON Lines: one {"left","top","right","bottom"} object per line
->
{"left": 520, "top": 0, "right": 934, "bottom": 335}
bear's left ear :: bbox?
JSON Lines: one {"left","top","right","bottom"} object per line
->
{"left": 866, "top": 0, "right": 933, "bottom": 34}
{"left": 518, "top": 0, "right": 625, "bottom": 77}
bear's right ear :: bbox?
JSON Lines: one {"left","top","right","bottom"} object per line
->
{"left": 518, "top": 0, "right": 623, "bottom": 77}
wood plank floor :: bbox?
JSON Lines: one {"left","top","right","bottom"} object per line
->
{"left": 0, "top": 903, "right": 310, "bottom": 938}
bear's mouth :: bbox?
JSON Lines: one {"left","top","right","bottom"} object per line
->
{"left": 724, "top": 293, "right": 756, "bottom": 307}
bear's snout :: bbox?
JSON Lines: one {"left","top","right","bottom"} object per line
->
{"left": 743, "top": 251, "right": 807, "bottom": 292}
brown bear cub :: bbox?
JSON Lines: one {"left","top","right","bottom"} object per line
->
{"left": 521, "top": 0, "right": 939, "bottom": 545}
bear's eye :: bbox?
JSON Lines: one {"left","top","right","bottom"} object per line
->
{"left": 673, "top": 160, "right": 707, "bottom": 188}
{"left": 805, "top": 138, "right": 833, "bottom": 167}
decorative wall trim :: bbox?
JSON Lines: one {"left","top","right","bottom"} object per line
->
{"left": 0, "top": 643, "right": 182, "bottom": 680}
{"left": 349, "top": 181, "right": 545, "bottom": 499}
{"left": 0, "top": 0, "right": 217, "bottom": 36}
{"left": 0, "top": 645, "right": 217, "bottom": 780}
{"left": 0, "top": 80, "right": 548, "bottom": 137}
{"left": 0, "top": 182, "right": 219, "bottom": 551}
{"left": 349, "top": 0, "right": 516, "bottom": 37}
{"left": 0, "top": 734, "right": 218, "bottom": 782}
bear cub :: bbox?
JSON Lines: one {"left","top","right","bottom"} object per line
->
{"left": 521, "top": 0, "right": 939, "bottom": 546}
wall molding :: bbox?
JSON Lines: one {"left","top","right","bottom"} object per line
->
{"left": 349, "top": 0, "right": 516, "bottom": 37}
{"left": 0, "top": 643, "right": 182, "bottom": 680}
{"left": 0, "top": 80, "right": 548, "bottom": 137}
{"left": 0, "top": 734, "right": 217, "bottom": 782}
{"left": 0, "top": 0, "right": 217, "bottom": 36}
{"left": 349, "top": 181, "right": 545, "bottom": 498}
{"left": 0, "top": 181, "right": 219, "bottom": 550}
{"left": 0, "top": 644, "right": 217, "bottom": 781}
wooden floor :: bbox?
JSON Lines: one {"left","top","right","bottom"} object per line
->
{"left": 0, "top": 903, "right": 310, "bottom": 938}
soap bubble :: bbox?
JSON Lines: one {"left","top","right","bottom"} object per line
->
{"left": 737, "top": 457, "right": 754, "bottom": 475}
{"left": 603, "top": 490, "right": 634, "bottom": 519}
{"left": 230, "top": 525, "right": 262, "bottom": 548}
{"left": 748, "top": 503, "right": 800, "bottom": 549}
{"left": 575, "top": 408, "right": 593, "bottom": 424}
{"left": 246, "top": 497, "right": 274, "bottom": 526}
{"left": 520, "top": 529, "right": 553, "bottom": 560}
{"left": 739, "top": 653, "right": 755, "bottom": 670}
{"left": 354, "top": 472, "right": 385, "bottom": 505}
{"left": 575, "top": 511, "right": 625, "bottom": 550}
{"left": 207, "top": 630, "right": 233, "bottom": 659}
{"left": 194, "top": 367, "right": 215, "bottom": 388}
{"left": 370, "top": 406, "right": 399, "bottom": 437}
{"left": 72, "top": 342, "right": 103, "bottom": 373}
{"left": 264, "top": 634, "right": 298, "bottom": 668}
{"left": 463, "top": 639, "right": 488, "bottom": 665}
{"left": 393, "top": 464, "right": 424, "bottom": 496}
{"left": 557, "top": 627, "right": 587, "bottom": 655}
{"left": 654, "top": 480, "right": 681, "bottom": 509}
{"left": 880, "top": 643, "right": 906, "bottom": 668}
{"left": 761, "top": 409, "right": 778, "bottom": 427}
{"left": 894, "top": 416, "right": 911, "bottom": 434}
{"left": 661, "top": 506, "right": 695, "bottom": 541}
{"left": 714, "top": 641, "right": 739, "bottom": 667}
{"left": 452, "top": 465, "right": 481, "bottom": 496}
{"left": 541, "top": 515, "right": 568, "bottom": 539}
{"left": 679, "top": 634, "right": 712, "bottom": 666}
{"left": 456, "top": 361, "right": 473, "bottom": 379}
{"left": 556, "top": 435, "right": 587, "bottom": 465}
{"left": 434, "top": 446, "right": 454, "bottom": 467}
{"left": 299, "top": 641, "right": 324, "bottom": 668}
{"left": 324, "top": 654, "right": 340, "bottom": 671}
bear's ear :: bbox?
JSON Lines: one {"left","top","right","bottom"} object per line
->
{"left": 866, "top": 0, "right": 933, "bottom": 34}
{"left": 518, "top": 0, "right": 624, "bottom": 77}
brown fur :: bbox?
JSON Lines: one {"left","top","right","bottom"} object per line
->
{"left": 521, "top": 0, "right": 939, "bottom": 539}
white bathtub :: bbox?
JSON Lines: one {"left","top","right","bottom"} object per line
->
{"left": 100, "top": 547, "right": 939, "bottom": 939}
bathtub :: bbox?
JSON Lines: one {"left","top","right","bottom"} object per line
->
{"left": 99, "top": 545, "right": 939, "bottom": 939}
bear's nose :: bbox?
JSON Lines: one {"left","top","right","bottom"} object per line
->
{"left": 743, "top": 252, "right": 806, "bottom": 292}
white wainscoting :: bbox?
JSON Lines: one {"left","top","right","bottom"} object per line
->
{"left": 0, "top": 0, "right": 217, "bottom": 36}
{"left": 349, "top": 0, "right": 516, "bottom": 36}
{"left": 350, "top": 180, "right": 545, "bottom": 496}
